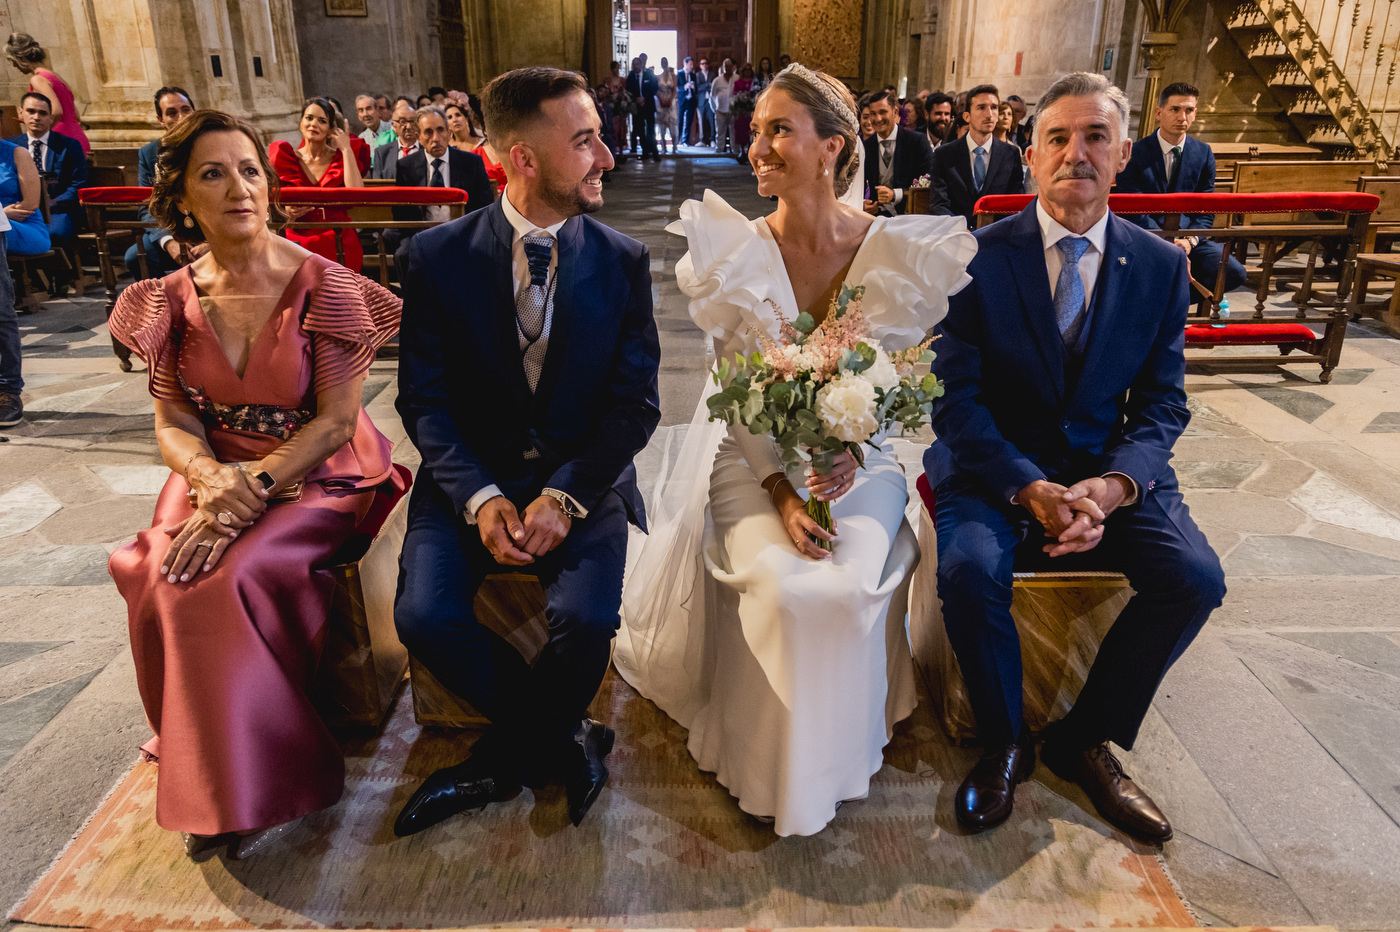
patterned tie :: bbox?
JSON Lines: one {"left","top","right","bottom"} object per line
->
{"left": 880, "top": 139, "right": 895, "bottom": 185}
{"left": 429, "top": 158, "right": 444, "bottom": 187}
{"left": 29, "top": 139, "right": 42, "bottom": 171}
{"left": 973, "top": 145, "right": 987, "bottom": 191}
{"left": 518, "top": 233, "right": 554, "bottom": 391}
{"left": 1167, "top": 145, "right": 1182, "bottom": 190}
{"left": 1053, "top": 236, "right": 1091, "bottom": 343}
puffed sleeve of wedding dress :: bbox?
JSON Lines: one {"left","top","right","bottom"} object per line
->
{"left": 668, "top": 190, "right": 788, "bottom": 483}
{"left": 857, "top": 213, "right": 977, "bottom": 350}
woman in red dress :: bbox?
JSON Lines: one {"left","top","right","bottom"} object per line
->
{"left": 268, "top": 98, "right": 370, "bottom": 272}
{"left": 107, "top": 111, "right": 402, "bottom": 859}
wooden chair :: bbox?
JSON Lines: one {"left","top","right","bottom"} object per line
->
{"left": 1356, "top": 176, "right": 1400, "bottom": 252}
{"left": 8, "top": 184, "right": 55, "bottom": 313}
{"left": 1349, "top": 253, "right": 1400, "bottom": 336}
{"left": 86, "top": 147, "right": 142, "bottom": 187}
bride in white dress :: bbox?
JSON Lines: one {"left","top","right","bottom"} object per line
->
{"left": 615, "top": 64, "right": 975, "bottom": 836}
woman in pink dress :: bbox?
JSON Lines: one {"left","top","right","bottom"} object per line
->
{"left": 107, "top": 110, "right": 402, "bottom": 859}
{"left": 4, "top": 33, "right": 90, "bottom": 153}
{"left": 268, "top": 98, "right": 370, "bottom": 273}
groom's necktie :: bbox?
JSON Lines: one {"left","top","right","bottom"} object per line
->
{"left": 1054, "top": 236, "right": 1091, "bottom": 348}
{"left": 518, "top": 232, "right": 554, "bottom": 393}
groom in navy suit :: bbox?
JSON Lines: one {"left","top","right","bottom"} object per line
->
{"left": 924, "top": 73, "right": 1224, "bottom": 844}
{"left": 392, "top": 67, "right": 661, "bottom": 835}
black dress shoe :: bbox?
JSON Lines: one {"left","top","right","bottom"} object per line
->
{"left": 562, "top": 718, "right": 615, "bottom": 826}
{"left": 955, "top": 729, "right": 1035, "bottom": 831}
{"left": 393, "top": 754, "right": 520, "bottom": 837}
{"left": 1041, "top": 737, "right": 1173, "bottom": 843}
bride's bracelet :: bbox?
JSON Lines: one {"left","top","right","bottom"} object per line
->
{"left": 765, "top": 476, "right": 794, "bottom": 509}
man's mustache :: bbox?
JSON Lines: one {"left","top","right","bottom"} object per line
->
{"left": 1054, "top": 163, "right": 1098, "bottom": 181}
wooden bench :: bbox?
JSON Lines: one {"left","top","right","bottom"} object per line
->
{"left": 1350, "top": 252, "right": 1400, "bottom": 336}
{"left": 1208, "top": 142, "right": 1322, "bottom": 194}
{"left": 907, "top": 474, "right": 1132, "bottom": 742}
{"left": 1356, "top": 175, "right": 1400, "bottom": 253}
{"left": 974, "top": 191, "right": 1380, "bottom": 383}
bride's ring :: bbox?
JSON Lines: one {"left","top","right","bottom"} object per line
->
{"left": 217, "top": 511, "right": 234, "bottom": 526}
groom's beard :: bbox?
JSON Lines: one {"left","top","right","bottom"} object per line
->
{"left": 540, "top": 175, "right": 603, "bottom": 217}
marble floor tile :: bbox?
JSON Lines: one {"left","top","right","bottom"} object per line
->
{"left": 1289, "top": 471, "right": 1400, "bottom": 541}
{"left": 0, "top": 481, "right": 62, "bottom": 539}
{"left": 1281, "top": 367, "right": 1374, "bottom": 385}
{"left": 0, "top": 641, "right": 67, "bottom": 669}
{"left": 1223, "top": 534, "right": 1400, "bottom": 576}
{"left": 1176, "top": 460, "right": 1262, "bottom": 489}
{"left": 1183, "top": 489, "right": 1306, "bottom": 536}
{"left": 0, "top": 544, "right": 116, "bottom": 587}
{"left": 1362, "top": 411, "right": 1400, "bottom": 433}
{"left": 1245, "top": 386, "right": 1335, "bottom": 424}
{"left": 21, "top": 381, "right": 125, "bottom": 416}
{"left": 1274, "top": 630, "right": 1400, "bottom": 680}
{"left": 0, "top": 669, "right": 101, "bottom": 769}
{"left": 90, "top": 464, "right": 173, "bottom": 496}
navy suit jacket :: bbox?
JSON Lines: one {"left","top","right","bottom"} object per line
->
{"left": 392, "top": 147, "right": 494, "bottom": 221}
{"left": 10, "top": 130, "right": 86, "bottom": 216}
{"left": 929, "top": 135, "right": 1025, "bottom": 226}
{"left": 371, "top": 139, "right": 416, "bottom": 180}
{"left": 395, "top": 200, "right": 661, "bottom": 529}
{"left": 863, "top": 127, "right": 935, "bottom": 210}
{"left": 136, "top": 139, "right": 172, "bottom": 259}
{"left": 1114, "top": 131, "right": 1216, "bottom": 232}
{"left": 923, "top": 200, "right": 1192, "bottom": 504}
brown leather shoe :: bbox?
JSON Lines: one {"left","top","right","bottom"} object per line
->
{"left": 955, "top": 729, "right": 1035, "bottom": 831}
{"left": 1042, "top": 738, "right": 1173, "bottom": 843}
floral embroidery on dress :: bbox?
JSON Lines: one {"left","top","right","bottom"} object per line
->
{"left": 178, "top": 371, "right": 314, "bottom": 440}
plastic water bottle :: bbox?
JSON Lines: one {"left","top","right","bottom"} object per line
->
{"left": 1211, "top": 297, "right": 1230, "bottom": 328}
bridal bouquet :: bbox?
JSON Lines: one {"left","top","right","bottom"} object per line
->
{"left": 706, "top": 284, "right": 942, "bottom": 549}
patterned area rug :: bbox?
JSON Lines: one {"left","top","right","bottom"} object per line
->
{"left": 12, "top": 672, "right": 1195, "bottom": 929}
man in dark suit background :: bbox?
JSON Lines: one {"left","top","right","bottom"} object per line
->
{"left": 1114, "top": 81, "right": 1246, "bottom": 296}
{"left": 125, "top": 86, "right": 197, "bottom": 282}
{"left": 924, "top": 72, "right": 1224, "bottom": 844}
{"left": 929, "top": 83, "right": 1025, "bottom": 227}
{"left": 625, "top": 55, "right": 659, "bottom": 160}
{"left": 370, "top": 97, "right": 421, "bottom": 179}
{"left": 392, "top": 67, "right": 660, "bottom": 835}
{"left": 862, "top": 89, "right": 934, "bottom": 215}
{"left": 9, "top": 92, "right": 85, "bottom": 244}
{"left": 386, "top": 104, "right": 495, "bottom": 266}
{"left": 677, "top": 56, "right": 697, "bottom": 145}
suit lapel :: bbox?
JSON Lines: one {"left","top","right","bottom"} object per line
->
{"left": 531, "top": 216, "right": 581, "bottom": 408}
{"left": 486, "top": 203, "right": 533, "bottom": 404}
{"left": 1145, "top": 132, "right": 1169, "bottom": 191}
{"left": 1009, "top": 202, "right": 1065, "bottom": 400}
{"left": 1070, "top": 213, "right": 1135, "bottom": 407}
{"left": 952, "top": 141, "right": 975, "bottom": 195}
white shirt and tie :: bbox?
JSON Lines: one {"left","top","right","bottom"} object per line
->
{"left": 965, "top": 130, "right": 991, "bottom": 190}
{"left": 876, "top": 125, "right": 904, "bottom": 206}
{"left": 26, "top": 130, "right": 51, "bottom": 171}
{"left": 463, "top": 190, "right": 587, "bottom": 524}
{"left": 423, "top": 152, "right": 451, "bottom": 223}
{"left": 1157, "top": 130, "right": 1199, "bottom": 250}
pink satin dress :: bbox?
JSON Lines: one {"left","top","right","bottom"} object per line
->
{"left": 107, "top": 253, "right": 402, "bottom": 835}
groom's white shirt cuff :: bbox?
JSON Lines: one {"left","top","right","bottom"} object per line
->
{"left": 463, "top": 485, "right": 590, "bottom": 524}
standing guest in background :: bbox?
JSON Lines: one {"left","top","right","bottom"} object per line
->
{"left": 696, "top": 58, "right": 715, "bottom": 146}
{"left": 657, "top": 58, "right": 680, "bottom": 155}
{"left": 778, "top": 53, "right": 791, "bottom": 69}
{"left": 269, "top": 97, "right": 370, "bottom": 273}
{"left": 107, "top": 109, "right": 403, "bottom": 860}
{"left": 862, "top": 88, "right": 933, "bottom": 216}
{"left": 5, "top": 33, "right": 89, "bottom": 154}
{"left": 677, "top": 57, "right": 697, "bottom": 146}
{"left": 1114, "top": 81, "right": 1246, "bottom": 297}
{"left": 125, "top": 87, "right": 198, "bottom": 284}
{"left": 710, "top": 58, "right": 738, "bottom": 154}
{"left": 371, "top": 98, "right": 421, "bottom": 179}
{"left": 9, "top": 93, "right": 85, "bottom": 247}
{"left": 356, "top": 94, "right": 395, "bottom": 150}
{"left": 602, "top": 61, "right": 630, "bottom": 155}
{"left": 924, "top": 92, "right": 954, "bottom": 146}
{"left": 731, "top": 62, "right": 755, "bottom": 157}
{"left": 929, "top": 83, "right": 1025, "bottom": 227}
{"left": 626, "top": 56, "right": 659, "bottom": 161}
{"left": 753, "top": 56, "right": 776, "bottom": 93}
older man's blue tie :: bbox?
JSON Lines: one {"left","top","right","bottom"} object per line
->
{"left": 1054, "top": 236, "right": 1091, "bottom": 346}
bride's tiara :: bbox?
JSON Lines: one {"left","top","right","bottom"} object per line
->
{"left": 776, "top": 63, "right": 858, "bottom": 131}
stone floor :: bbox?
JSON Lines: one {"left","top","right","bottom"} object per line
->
{"left": 2, "top": 151, "right": 1400, "bottom": 930}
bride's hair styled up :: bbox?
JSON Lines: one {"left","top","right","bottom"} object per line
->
{"left": 763, "top": 64, "right": 861, "bottom": 198}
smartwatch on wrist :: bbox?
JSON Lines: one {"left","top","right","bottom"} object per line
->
{"left": 253, "top": 471, "right": 276, "bottom": 491}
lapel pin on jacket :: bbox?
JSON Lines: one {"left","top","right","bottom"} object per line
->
{"left": 1118, "top": 256, "right": 1127, "bottom": 265}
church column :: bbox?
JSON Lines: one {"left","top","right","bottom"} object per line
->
{"left": 1138, "top": 30, "right": 1179, "bottom": 137}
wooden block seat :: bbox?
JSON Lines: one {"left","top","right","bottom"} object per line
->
{"left": 907, "top": 473, "right": 1132, "bottom": 742}
{"left": 314, "top": 464, "right": 414, "bottom": 728}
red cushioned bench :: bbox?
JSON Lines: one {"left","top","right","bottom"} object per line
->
{"left": 81, "top": 186, "right": 469, "bottom": 370}
{"left": 973, "top": 192, "right": 1379, "bottom": 383}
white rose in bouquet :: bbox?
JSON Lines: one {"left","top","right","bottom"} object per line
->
{"left": 816, "top": 375, "right": 879, "bottom": 443}
{"left": 861, "top": 346, "right": 902, "bottom": 392}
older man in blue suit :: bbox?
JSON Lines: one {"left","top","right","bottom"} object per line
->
{"left": 392, "top": 67, "right": 660, "bottom": 836}
{"left": 924, "top": 72, "right": 1224, "bottom": 844}
{"left": 1114, "top": 81, "right": 1246, "bottom": 297}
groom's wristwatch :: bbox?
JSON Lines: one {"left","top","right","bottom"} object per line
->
{"left": 542, "top": 488, "right": 583, "bottom": 518}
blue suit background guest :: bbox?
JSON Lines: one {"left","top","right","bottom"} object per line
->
{"left": 923, "top": 72, "right": 1224, "bottom": 845}
{"left": 9, "top": 91, "right": 85, "bottom": 244}
{"left": 1114, "top": 81, "right": 1246, "bottom": 297}
{"left": 929, "top": 84, "right": 1025, "bottom": 227}
{"left": 676, "top": 57, "right": 695, "bottom": 145}
{"left": 392, "top": 67, "right": 660, "bottom": 837}
{"left": 125, "top": 86, "right": 198, "bottom": 281}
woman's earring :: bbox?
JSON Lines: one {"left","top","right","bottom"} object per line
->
{"left": 182, "top": 211, "right": 195, "bottom": 229}
{"left": 823, "top": 166, "right": 830, "bottom": 176}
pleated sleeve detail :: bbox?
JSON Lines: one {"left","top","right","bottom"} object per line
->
{"left": 109, "top": 278, "right": 185, "bottom": 402}
{"left": 303, "top": 263, "right": 403, "bottom": 393}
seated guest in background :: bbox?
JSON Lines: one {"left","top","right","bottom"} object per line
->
{"left": 125, "top": 86, "right": 197, "bottom": 282}
{"left": 950, "top": 90, "right": 969, "bottom": 138}
{"left": 925, "top": 72, "right": 1223, "bottom": 844}
{"left": 858, "top": 94, "right": 876, "bottom": 141}
{"left": 924, "top": 91, "right": 954, "bottom": 146}
{"left": 375, "top": 94, "right": 393, "bottom": 126}
{"left": 0, "top": 133, "right": 48, "bottom": 256}
{"left": 386, "top": 105, "right": 494, "bottom": 261}
{"left": 1114, "top": 81, "right": 1246, "bottom": 296}
{"left": 900, "top": 97, "right": 923, "bottom": 131}
{"left": 1007, "top": 95, "right": 1032, "bottom": 149}
{"left": 416, "top": 94, "right": 433, "bottom": 109}
{"left": 107, "top": 110, "right": 403, "bottom": 860}
{"left": 0, "top": 201, "right": 18, "bottom": 428}
{"left": 863, "top": 88, "right": 934, "bottom": 216}
{"left": 372, "top": 98, "right": 421, "bottom": 179}
{"left": 9, "top": 92, "right": 85, "bottom": 245}
{"left": 269, "top": 97, "right": 370, "bottom": 273}
{"left": 356, "top": 93, "right": 396, "bottom": 150}
{"left": 993, "top": 101, "right": 1016, "bottom": 145}
{"left": 929, "top": 83, "right": 1024, "bottom": 227}
{"left": 428, "top": 86, "right": 447, "bottom": 103}
{"left": 5, "top": 33, "right": 89, "bottom": 153}
{"left": 444, "top": 100, "right": 485, "bottom": 153}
